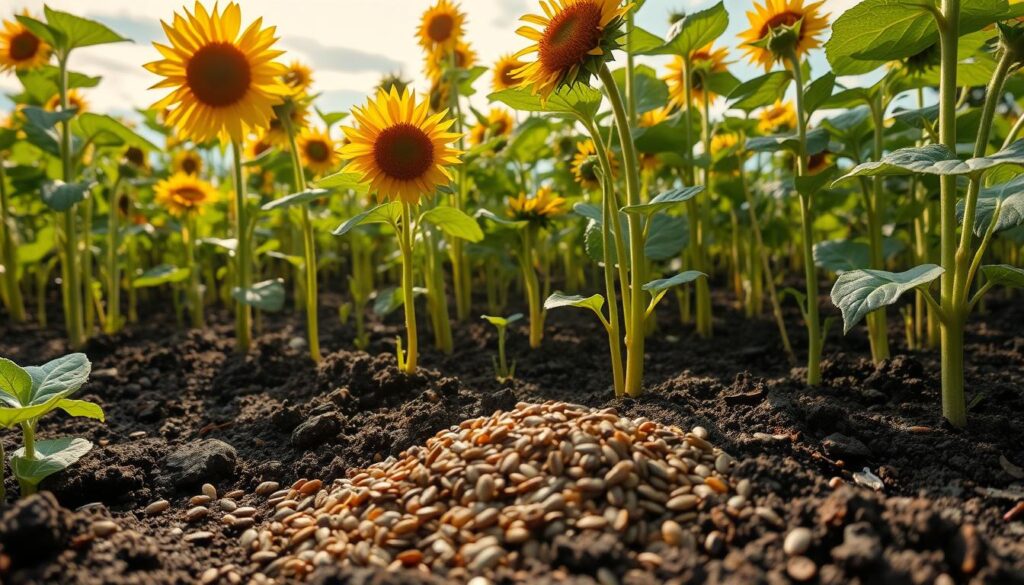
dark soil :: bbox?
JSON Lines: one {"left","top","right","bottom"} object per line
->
{"left": 1, "top": 290, "right": 1023, "bottom": 585}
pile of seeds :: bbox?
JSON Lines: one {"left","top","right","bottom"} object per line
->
{"left": 238, "top": 401, "right": 743, "bottom": 582}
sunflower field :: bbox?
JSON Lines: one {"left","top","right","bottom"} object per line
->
{"left": 0, "top": 0, "right": 1023, "bottom": 583}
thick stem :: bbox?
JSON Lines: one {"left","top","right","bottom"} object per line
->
{"left": 868, "top": 96, "right": 890, "bottom": 361}
{"left": 519, "top": 228, "right": 543, "bottom": 349}
{"left": 58, "top": 56, "right": 84, "bottom": 348}
{"left": 184, "top": 214, "right": 203, "bottom": 329}
{"left": 787, "top": 51, "right": 822, "bottom": 385}
{"left": 400, "top": 201, "right": 419, "bottom": 373}
{"left": 104, "top": 177, "right": 122, "bottom": 334}
{"left": 937, "top": 0, "right": 963, "bottom": 427}
{"left": 448, "top": 48, "right": 471, "bottom": 321}
{"left": 282, "top": 109, "right": 321, "bottom": 362}
{"left": 231, "top": 141, "right": 252, "bottom": 353}
{"left": 599, "top": 65, "right": 646, "bottom": 398}
{"left": 0, "top": 158, "right": 25, "bottom": 322}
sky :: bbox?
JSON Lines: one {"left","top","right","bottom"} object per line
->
{"left": 0, "top": 0, "right": 864, "bottom": 122}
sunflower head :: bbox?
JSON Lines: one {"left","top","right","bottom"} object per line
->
{"left": 513, "top": 0, "right": 633, "bottom": 99}
{"left": 144, "top": 2, "right": 289, "bottom": 144}
{"left": 758, "top": 100, "right": 797, "bottom": 134}
{"left": 740, "top": 0, "right": 828, "bottom": 70}
{"left": 664, "top": 44, "right": 730, "bottom": 109}
{"left": 377, "top": 72, "right": 412, "bottom": 96}
{"left": 121, "top": 146, "right": 149, "bottom": 176}
{"left": 895, "top": 42, "right": 941, "bottom": 77}
{"left": 340, "top": 87, "right": 462, "bottom": 205}
{"left": 425, "top": 40, "right": 476, "bottom": 83}
{"left": 172, "top": 150, "right": 203, "bottom": 176}
{"left": 246, "top": 132, "right": 274, "bottom": 161}
{"left": 806, "top": 150, "right": 833, "bottom": 175}
{"left": 297, "top": 128, "right": 339, "bottom": 176}
{"left": 154, "top": 173, "right": 217, "bottom": 216}
{"left": 492, "top": 53, "right": 526, "bottom": 92}
{"left": 418, "top": 0, "right": 466, "bottom": 52}
{"left": 571, "top": 139, "right": 617, "bottom": 189}
{"left": 469, "top": 108, "right": 514, "bottom": 146}
{"left": 507, "top": 185, "right": 566, "bottom": 225}
{"left": 266, "top": 100, "right": 310, "bottom": 146}
{"left": 282, "top": 61, "right": 313, "bottom": 96}
{"left": 45, "top": 89, "right": 88, "bottom": 114}
{"left": 0, "top": 11, "right": 50, "bottom": 72}
{"left": 638, "top": 106, "right": 670, "bottom": 129}
{"left": 710, "top": 132, "right": 741, "bottom": 158}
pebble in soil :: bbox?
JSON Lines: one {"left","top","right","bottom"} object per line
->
{"left": 227, "top": 401, "right": 739, "bottom": 582}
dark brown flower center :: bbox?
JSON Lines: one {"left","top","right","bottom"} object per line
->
{"left": 374, "top": 124, "right": 434, "bottom": 181}
{"left": 186, "top": 43, "right": 251, "bottom": 107}
{"left": 760, "top": 11, "right": 801, "bottom": 39}
{"left": 10, "top": 30, "right": 40, "bottom": 61}
{"left": 427, "top": 14, "right": 455, "bottom": 44}
{"left": 125, "top": 146, "right": 146, "bottom": 167}
{"left": 305, "top": 139, "right": 331, "bottom": 163}
{"left": 181, "top": 157, "right": 199, "bottom": 175}
{"left": 539, "top": 1, "right": 603, "bottom": 74}
{"left": 174, "top": 186, "right": 206, "bottom": 206}
{"left": 499, "top": 64, "right": 519, "bottom": 87}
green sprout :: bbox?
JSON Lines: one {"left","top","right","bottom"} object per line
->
{"left": 481, "top": 313, "right": 522, "bottom": 382}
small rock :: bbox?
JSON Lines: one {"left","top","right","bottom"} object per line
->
{"left": 166, "top": 440, "right": 238, "bottom": 487}
{"left": 787, "top": 556, "right": 817, "bottom": 581}
{"left": 822, "top": 433, "right": 872, "bottom": 460}
{"left": 291, "top": 413, "right": 342, "bottom": 449}
{"left": 288, "top": 337, "right": 307, "bottom": 349}
{"left": 784, "top": 527, "right": 812, "bottom": 556}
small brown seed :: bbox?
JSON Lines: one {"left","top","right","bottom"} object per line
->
{"left": 784, "top": 527, "right": 813, "bottom": 556}
{"left": 787, "top": 556, "right": 817, "bottom": 582}
{"left": 91, "top": 520, "right": 118, "bottom": 537}
{"left": 577, "top": 515, "right": 607, "bottom": 530}
{"left": 661, "top": 520, "right": 684, "bottom": 546}
{"left": 145, "top": 500, "right": 170, "bottom": 515}
{"left": 666, "top": 494, "right": 698, "bottom": 511}
{"left": 186, "top": 506, "right": 209, "bottom": 523}
{"left": 201, "top": 484, "right": 217, "bottom": 500}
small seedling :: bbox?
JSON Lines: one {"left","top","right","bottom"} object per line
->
{"left": 0, "top": 353, "right": 104, "bottom": 499}
{"left": 481, "top": 314, "right": 522, "bottom": 382}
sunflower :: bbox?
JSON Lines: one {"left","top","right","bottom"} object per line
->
{"left": 282, "top": 61, "right": 313, "bottom": 96}
{"left": 0, "top": 11, "right": 50, "bottom": 72}
{"left": 123, "top": 146, "right": 149, "bottom": 171}
{"left": 507, "top": 185, "right": 566, "bottom": 224}
{"left": 377, "top": 72, "right": 411, "bottom": 96}
{"left": 44, "top": 89, "right": 88, "bottom": 113}
{"left": 740, "top": 0, "right": 829, "bottom": 70}
{"left": 418, "top": 0, "right": 465, "bottom": 52}
{"left": 172, "top": 150, "right": 204, "bottom": 176}
{"left": 513, "top": 0, "right": 632, "bottom": 99}
{"left": 246, "top": 132, "right": 274, "bottom": 161}
{"left": 663, "top": 44, "right": 730, "bottom": 109}
{"left": 492, "top": 53, "right": 526, "bottom": 92}
{"left": 638, "top": 107, "right": 669, "bottom": 129}
{"left": 340, "top": 88, "right": 461, "bottom": 205}
{"left": 297, "top": 128, "right": 339, "bottom": 176}
{"left": 469, "top": 108, "right": 514, "bottom": 146}
{"left": 758, "top": 100, "right": 797, "bottom": 134}
{"left": 265, "top": 101, "right": 310, "bottom": 146}
{"left": 154, "top": 173, "right": 217, "bottom": 216}
{"left": 806, "top": 150, "right": 833, "bottom": 175}
{"left": 144, "top": 2, "right": 289, "bottom": 144}
{"left": 572, "top": 139, "right": 617, "bottom": 189}
{"left": 425, "top": 40, "right": 476, "bottom": 83}
{"left": 710, "top": 132, "right": 741, "bottom": 157}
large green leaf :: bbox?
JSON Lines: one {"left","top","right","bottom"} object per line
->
{"left": 831, "top": 264, "right": 944, "bottom": 334}
{"left": 421, "top": 207, "right": 484, "bottom": 242}
{"left": 611, "top": 65, "right": 668, "bottom": 114}
{"left": 825, "top": 0, "right": 1013, "bottom": 76}
{"left": 544, "top": 292, "right": 605, "bottom": 318}
{"left": 23, "top": 353, "right": 91, "bottom": 406}
{"left": 980, "top": 264, "right": 1024, "bottom": 289}
{"left": 11, "top": 437, "right": 93, "bottom": 489}
{"left": 644, "top": 214, "right": 687, "bottom": 261}
{"left": 837, "top": 141, "right": 1024, "bottom": 181}
{"left": 507, "top": 117, "right": 551, "bottom": 163}
{"left": 956, "top": 175, "right": 1024, "bottom": 235}
{"left": 261, "top": 188, "right": 330, "bottom": 211}
{"left": 76, "top": 113, "right": 157, "bottom": 150}
{"left": 814, "top": 239, "right": 871, "bottom": 273}
{"left": 622, "top": 186, "right": 703, "bottom": 216}
{"left": 314, "top": 171, "right": 369, "bottom": 193}
{"left": 42, "top": 6, "right": 130, "bottom": 50}
{"left": 333, "top": 202, "right": 403, "bottom": 236}
{"left": 642, "top": 270, "right": 706, "bottom": 293}
{"left": 232, "top": 279, "right": 285, "bottom": 312}
{"left": 728, "top": 71, "right": 792, "bottom": 112}
{"left": 133, "top": 264, "right": 189, "bottom": 288}
{"left": 0, "top": 358, "right": 32, "bottom": 408}
{"left": 746, "top": 127, "right": 830, "bottom": 155}
{"left": 56, "top": 399, "right": 105, "bottom": 421}
{"left": 41, "top": 181, "right": 93, "bottom": 212}
{"left": 656, "top": 2, "right": 729, "bottom": 57}
{"left": 0, "top": 394, "right": 65, "bottom": 428}
{"left": 488, "top": 85, "right": 602, "bottom": 120}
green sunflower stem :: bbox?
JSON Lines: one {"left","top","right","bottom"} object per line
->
{"left": 231, "top": 141, "right": 252, "bottom": 353}
{"left": 282, "top": 108, "right": 321, "bottom": 363}
{"left": 786, "top": 50, "right": 822, "bottom": 386}
{"left": 448, "top": 47, "right": 471, "bottom": 321}
{"left": 184, "top": 213, "right": 203, "bottom": 329}
{"left": 104, "top": 176, "right": 123, "bottom": 334}
{"left": 57, "top": 55, "right": 85, "bottom": 349}
{"left": 0, "top": 156, "right": 26, "bottom": 323}
{"left": 400, "top": 201, "right": 419, "bottom": 374}
{"left": 519, "top": 227, "right": 544, "bottom": 349}
{"left": 867, "top": 94, "right": 890, "bottom": 362}
{"left": 681, "top": 55, "right": 711, "bottom": 337}
{"left": 598, "top": 64, "right": 646, "bottom": 398}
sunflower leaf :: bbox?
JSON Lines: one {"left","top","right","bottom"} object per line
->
{"left": 657, "top": 1, "right": 729, "bottom": 57}
{"left": 831, "top": 264, "right": 944, "bottom": 334}
{"left": 261, "top": 189, "right": 330, "bottom": 211}
{"left": 42, "top": 6, "right": 130, "bottom": 51}
{"left": 11, "top": 437, "right": 93, "bottom": 491}
{"left": 132, "top": 264, "right": 190, "bottom": 288}
{"left": 727, "top": 71, "right": 793, "bottom": 112}
{"left": 836, "top": 141, "right": 1024, "bottom": 182}
{"left": 421, "top": 207, "right": 484, "bottom": 243}
{"left": 41, "top": 181, "right": 93, "bottom": 212}
{"left": 232, "top": 279, "right": 286, "bottom": 312}
{"left": 622, "top": 186, "right": 703, "bottom": 216}
{"left": 333, "top": 202, "right": 403, "bottom": 236}
{"left": 488, "top": 86, "right": 602, "bottom": 120}
{"left": 980, "top": 264, "right": 1024, "bottom": 289}
{"left": 956, "top": 175, "right": 1024, "bottom": 235}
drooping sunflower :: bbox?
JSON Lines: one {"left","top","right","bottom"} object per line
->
{"left": 758, "top": 100, "right": 797, "bottom": 134}
{"left": 418, "top": 0, "right": 465, "bottom": 52}
{"left": 572, "top": 139, "right": 617, "bottom": 190}
{"left": 144, "top": 2, "right": 289, "bottom": 144}
{"left": 340, "top": 88, "right": 462, "bottom": 205}
{"left": 425, "top": 40, "right": 476, "bottom": 83}
{"left": 513, "top": 0, "right": 633, "bottom": 99}
{"left": 44, "top": 89, "right": 88, "bottom": 113}
{"left": 469, "top": 108, "right": 514, "bottom": 146}
{"left": 492, "top": 53, "right": 525, "bottom": 92}
{"left": 663, "top": 44, "right": 730, "bottom": 109}
{"left": 154, "top": 173, "right": 218, "bottom": 216}
{"left": 282, "top": 61, "right": 313, "bottom": 96}
{"left": 507, "top": 185, "right": 567, "bottom": 225}
{"left": 0, "top": 11, "right": 50, "bottom": 72}
{"left": 123, "top": 146, "right": 149, "bottom": 172}
{"left": 265, "top": 101, "right": 310, "bottom": 146}
{"left": 172, "top": 150, "right": 203, "bottom": 176}
{"left": 297, "top": 128, "right": 339, "bottom": 176}
{"left": 739, "top": 0, "right": 829, "bottom": 70}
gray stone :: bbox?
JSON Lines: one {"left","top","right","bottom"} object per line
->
{"left": 166, "top": 439, "right": 237, "bottom": 486}
{"left": 291, "top": 412, "right": 341, "bottom": 448}
{"left": 822, "top": 433, "right": 872, "bottom": 460}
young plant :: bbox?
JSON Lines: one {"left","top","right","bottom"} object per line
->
{"left": 481, "top": 313, "right": 522, "bottom": 381}
{"left": 0, "top": 353, "right": 104, "bottom": 499}
{"left": 335, "top": 88, "right": 468, "bottom": 374}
